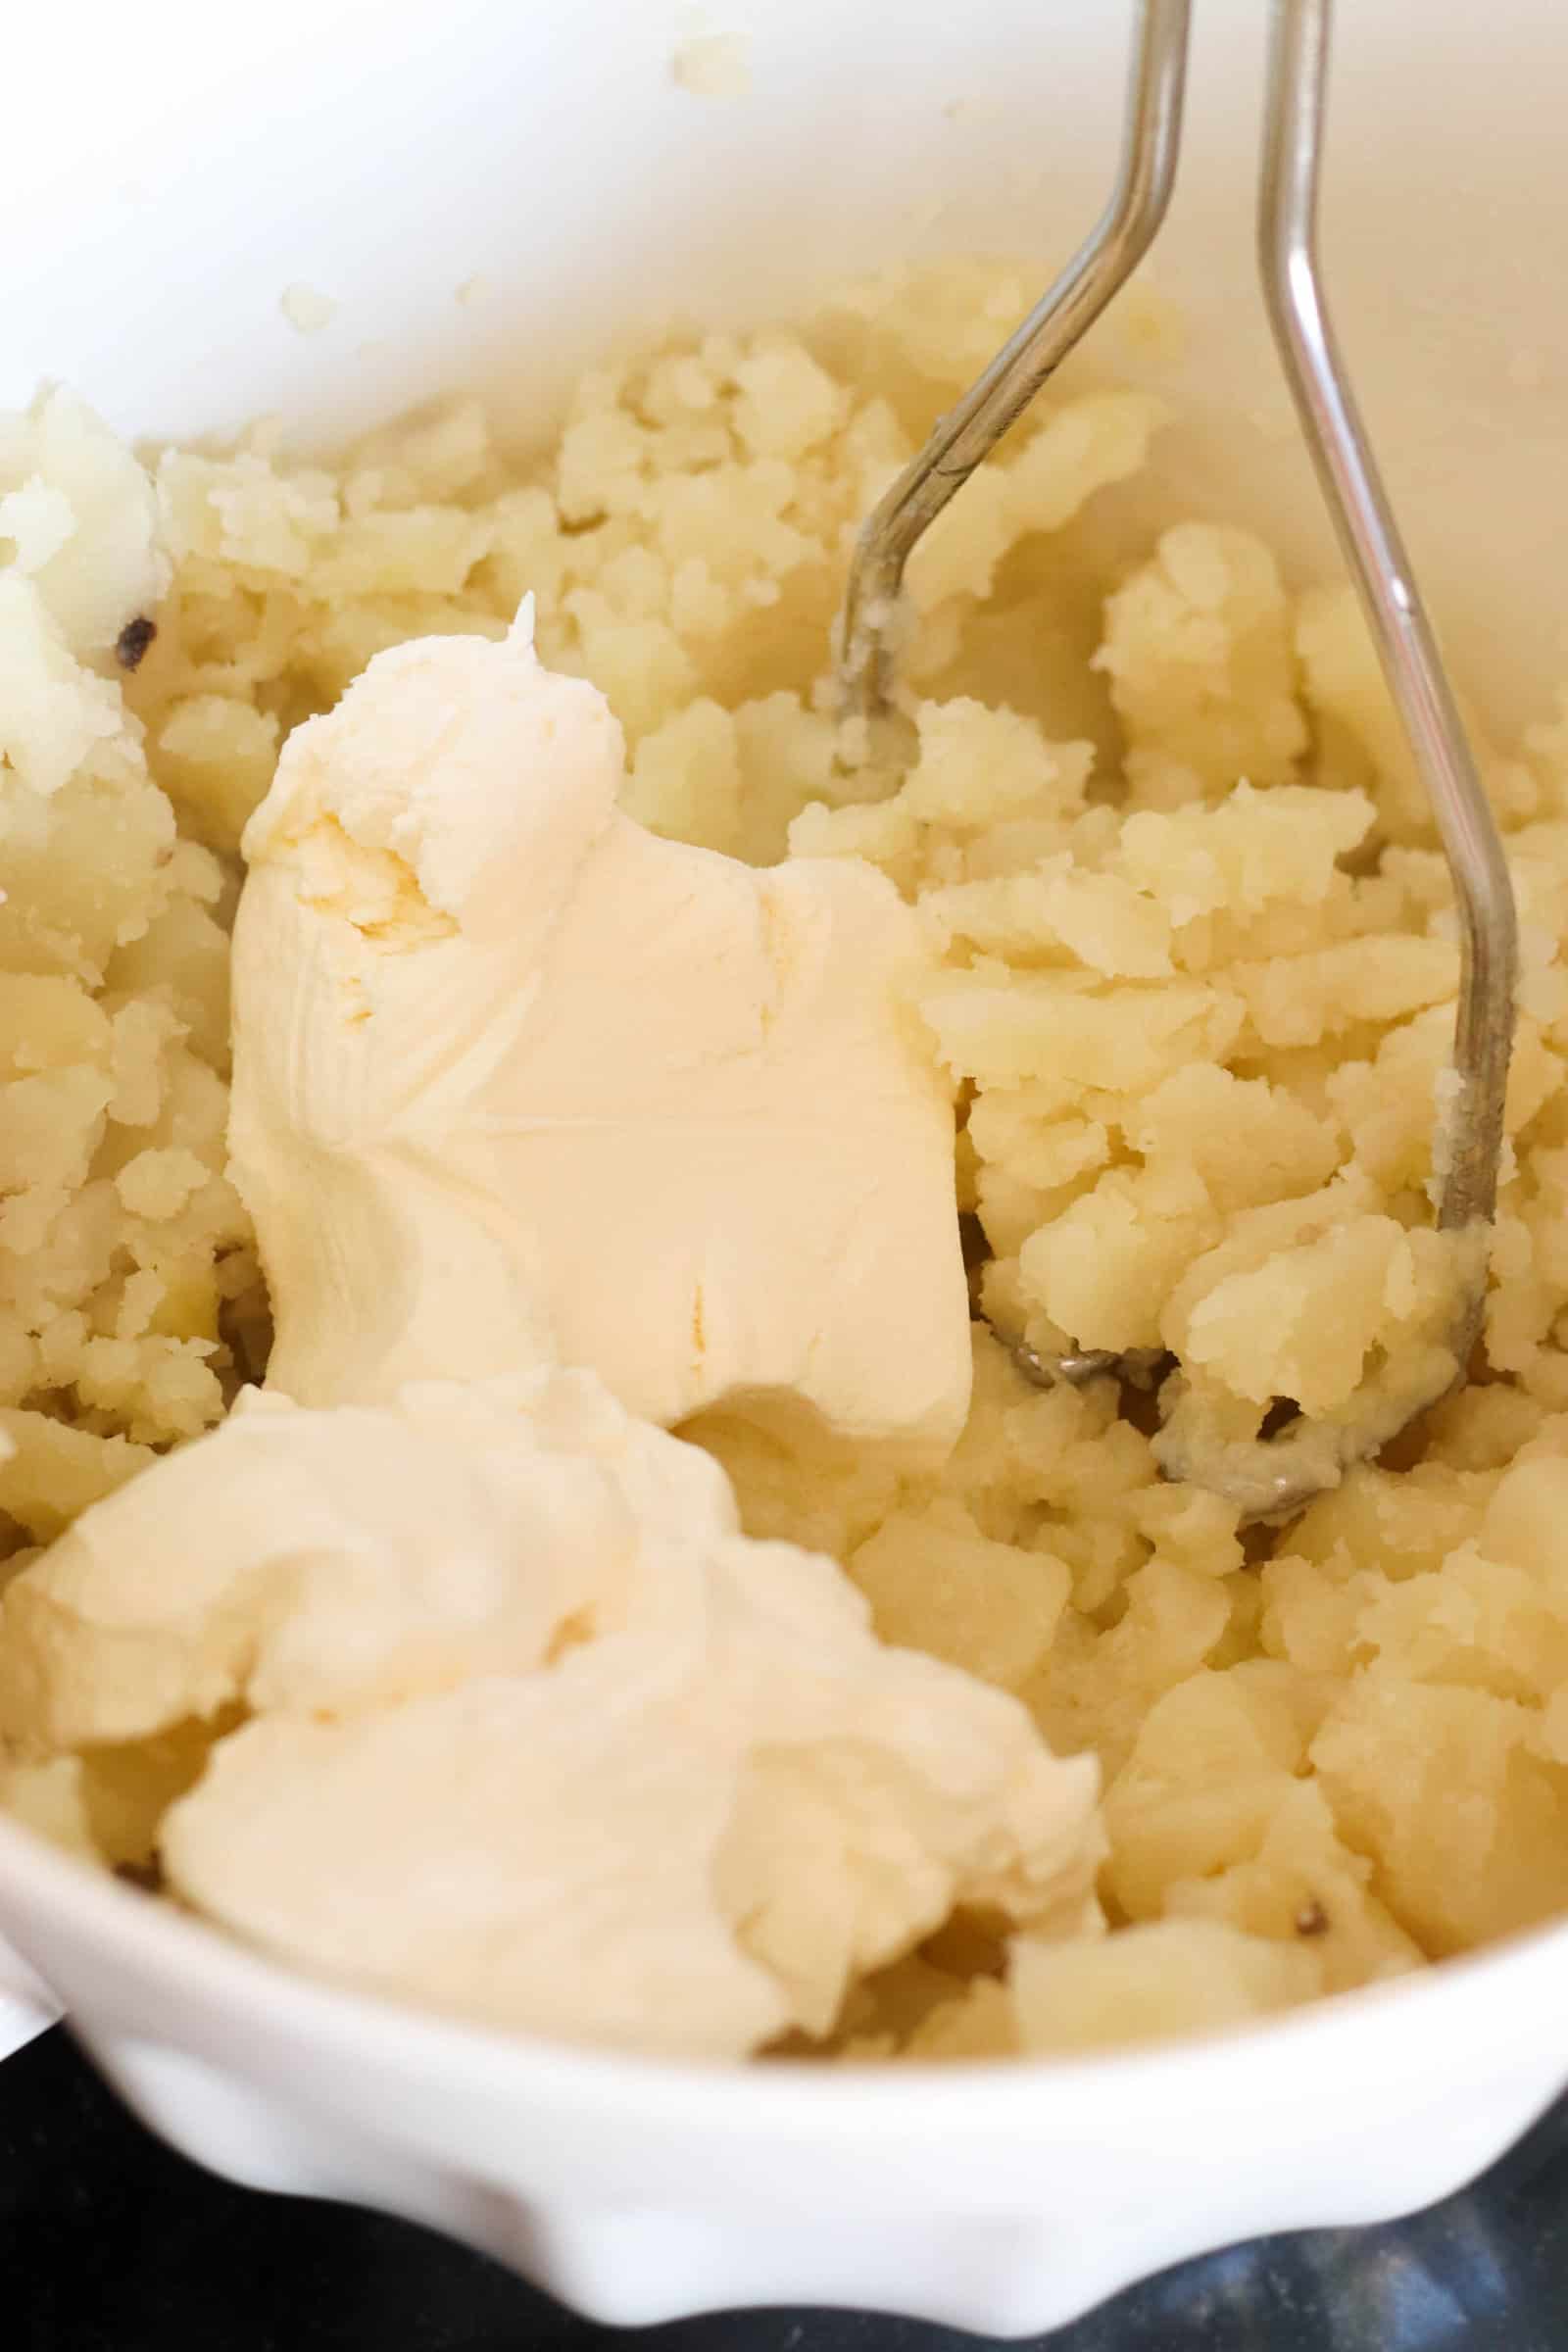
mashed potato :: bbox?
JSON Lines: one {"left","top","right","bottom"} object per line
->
{"left": 6, "top": 260, "right": 1568, "bottom": 2058}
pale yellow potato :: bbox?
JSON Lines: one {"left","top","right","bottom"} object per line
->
{"left": 1010, "top": 1918, "right": 1324, "bottom": 2055}
{"left": 850, "top": 1498, "right": 1071, "bottom": 1692}
{"left": 1163, "top": 1777, "right": 1424, "bottom": 1997}
{"left": 1095, "top": 522, "right": 1307, "bottom": 809}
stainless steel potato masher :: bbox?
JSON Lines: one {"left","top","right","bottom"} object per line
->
{"left": 837, "top": 0, "right": 1518, "bottom": 1520}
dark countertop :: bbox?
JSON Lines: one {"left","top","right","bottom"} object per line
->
{"left": 4, "top": 2027, "right": 1567, "bottom": 2351}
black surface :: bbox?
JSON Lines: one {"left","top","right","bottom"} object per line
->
{"left": 3, "top": 2027, "right": 1567, "bottom": 2351}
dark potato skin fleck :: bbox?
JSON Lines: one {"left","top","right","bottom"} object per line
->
{"left": 115, "top": 615, "right": 157, "bottom": 670}
{"left": 113, "top": 1858, "right": 164, "bottom": 1893}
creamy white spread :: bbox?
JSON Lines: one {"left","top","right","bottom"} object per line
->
{"left": 0, "top": 1369, "right": 1101, "bottom": 2058}
{"left": 229, "top": 608, "right": 972, "bottom": 1457}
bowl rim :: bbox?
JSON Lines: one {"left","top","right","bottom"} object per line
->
{"left": 3, "top": 1803, "right": 1566, "bottom": 2146}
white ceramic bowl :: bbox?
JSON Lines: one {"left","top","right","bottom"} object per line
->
{"left": 5, "top": 0, "right": 1568, "bottom": 2330}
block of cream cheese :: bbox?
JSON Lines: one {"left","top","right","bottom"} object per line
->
{"left": 0, "top": 1369, "right": 1101, "bottom": 2060}
{"left": 229, "top": 610, "right": 971, "bottom": 1455}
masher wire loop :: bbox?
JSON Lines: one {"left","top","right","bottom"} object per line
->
{"left": 837, "top": 0, "right": 1518, "bottom": 1517}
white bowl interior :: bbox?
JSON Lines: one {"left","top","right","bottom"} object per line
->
{"left": 11, "top": 0, "right": 1568, "bottom": 724}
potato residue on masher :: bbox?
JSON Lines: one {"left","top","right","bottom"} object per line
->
{"left": 4, "top": 262, "right": 1568, "bottom": 2061}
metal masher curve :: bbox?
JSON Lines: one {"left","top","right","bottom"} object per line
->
{"left": 836, "top": 0, "right": 1518, "bottom": 1521}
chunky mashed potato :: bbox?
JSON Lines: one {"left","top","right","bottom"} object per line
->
{"left": 6, "top": 260, "right": 1568, "bottom": 2058}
